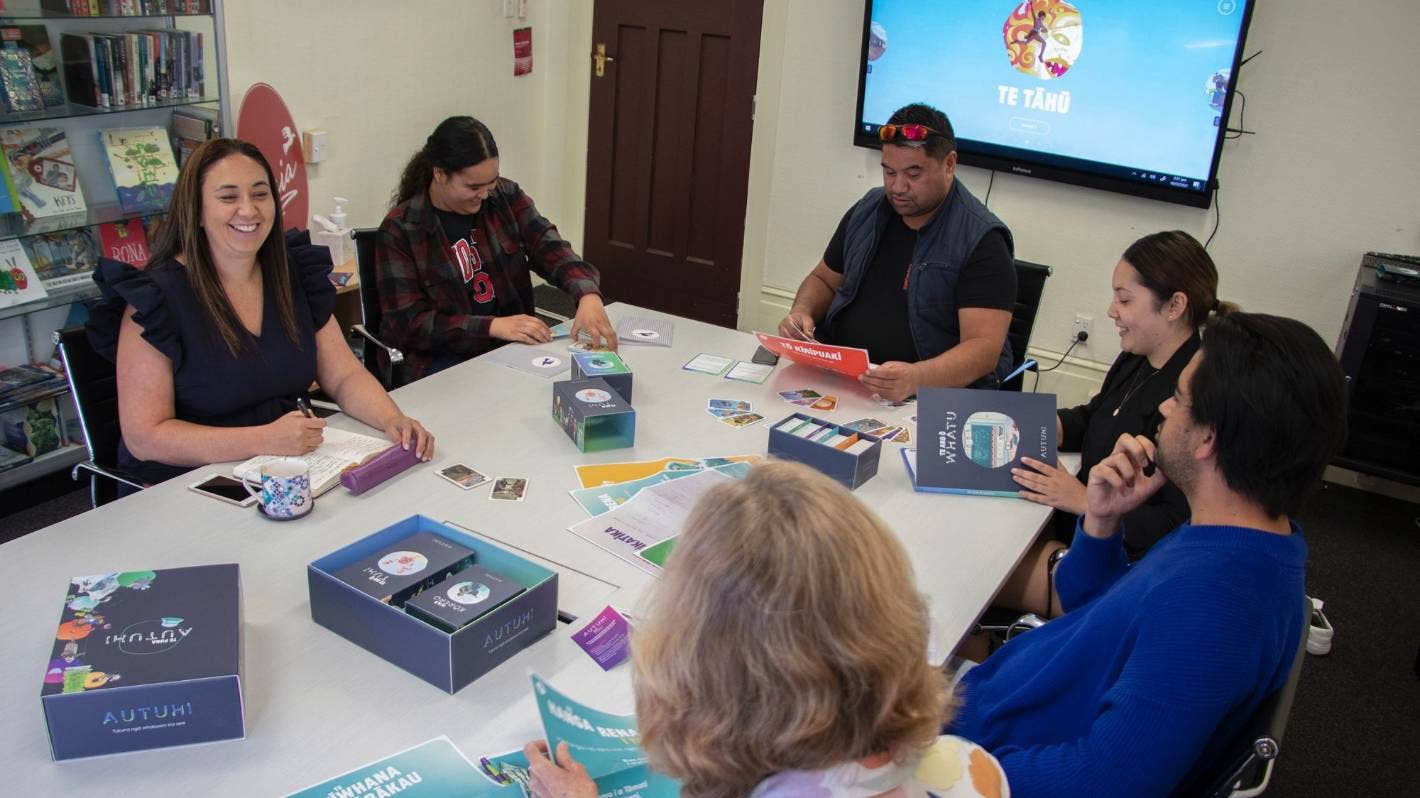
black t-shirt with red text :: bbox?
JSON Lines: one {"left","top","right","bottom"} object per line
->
{"left": 434, "top": 207, "right": 497, "bottom": 310}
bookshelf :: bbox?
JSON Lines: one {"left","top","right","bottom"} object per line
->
{"left": 0, "top": 0, "right": 226, "bottom": 490}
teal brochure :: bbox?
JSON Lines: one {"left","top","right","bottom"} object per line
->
{"left": 285, "top": 736, "right": 516, "bottom": 797}
{"left": 529, "top": 673, "right": 679, "bottom": 796}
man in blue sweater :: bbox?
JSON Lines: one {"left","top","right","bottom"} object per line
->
{"left": 949, "top": 312, "right": 1348, "bottom": 797}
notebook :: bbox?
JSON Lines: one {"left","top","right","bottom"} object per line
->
{"left": 233, "top": 427, "right": 394, "bottom": 497}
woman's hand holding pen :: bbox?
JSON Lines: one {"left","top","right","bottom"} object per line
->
{"left": 267, "top": 410, "right": 326, "bottom": 455}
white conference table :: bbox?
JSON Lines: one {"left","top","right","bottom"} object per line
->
{"left": 0, "top": 302, "right": 1073, "bottom": 793}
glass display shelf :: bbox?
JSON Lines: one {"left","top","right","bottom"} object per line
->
{"left": 0, "top": 94, "right": 219, "bottom": 127}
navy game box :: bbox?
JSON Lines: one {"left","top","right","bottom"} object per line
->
{"left": 41, "top": 564, "right": 244, "bottom": 761}
{"left": 308, "top": 516, "right": 558, "bottom": 694}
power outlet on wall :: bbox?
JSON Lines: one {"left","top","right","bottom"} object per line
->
{"left": 1072, "top": 314, "right": 1092, "bottom": 345}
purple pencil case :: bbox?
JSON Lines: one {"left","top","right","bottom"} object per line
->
{"left": 339, "top": 444, "right": 422, "bottom": 495}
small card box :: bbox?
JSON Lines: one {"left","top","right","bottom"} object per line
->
{"left": 552, "top": 377, "right": 636, "bottom": 452}
{"left": 768, "top": 412, "right": 883, "bottom": 489}
{"left": 309, "top": 516, "right": 558, "bottom": 693}
{"left": 570, "top": 351, "right": 633, "bottom": 402}
{"left": 41, "top": 564, "right": 244, "bottom": 761}
{"left": 404, "top": 565, "right": 526, "bottom": 633}
{"left": 331, "top": 530, "right": 475, "bottom": 606}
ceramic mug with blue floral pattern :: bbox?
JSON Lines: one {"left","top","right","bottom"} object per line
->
{"left": 242, "top": 457, "right": 313, "bottom": 519}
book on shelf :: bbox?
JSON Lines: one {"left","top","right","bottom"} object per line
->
{"left": 0, "top": 126, "right": 87, "bottom": 220}
{"left": 1, "top": 396, "right": 63, "bottom": 456}
{"left": 0, "top": 155, "right": 23, "bottom": 216}
{"left": 98, "top": 126, "right": 178, "bottom": 214}
{"left": 171, "top": 105, "right": 217, "bottom": 165}
{"left": 58, "top": 29, "right": 203, "bottom": 109}
{"left": 233, "top": 426, "right": 398, "bottom": 498}
{"left": 0, "top": 444, "right": 33, "bottom": 474}
{"left": 0, "top": 362, "right": 66, "bottom": 404}
{"left": 0, "top": 41, "right": 44, "bottom": 113}
{"left": 1, "top": 25, "right": 65, "bottom": 108}
{"left": 22, "top": 228, "right": 97, "bottom": 289}
{"left": 97, "top": 218, "right": 150, "bottom": 266}
{"left": 0, "top": 237, "right": 49, "bottom": 309}
{"left": 906, "top": 387, "right": 1058, "bottom": 497}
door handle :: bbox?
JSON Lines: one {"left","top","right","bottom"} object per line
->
{"left": 593, "top": 43, "right": 615, "bottom": 77}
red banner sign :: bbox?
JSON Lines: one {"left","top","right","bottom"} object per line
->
{"left": 754, "top": 332, "right": 871, "bottom": 378}
{"left": 235, "top": 82, "right": 308, "bottom": 230}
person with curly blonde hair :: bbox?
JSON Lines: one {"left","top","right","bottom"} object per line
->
{"left": 523, "top": 461, "right": 1007, "bottom": 798}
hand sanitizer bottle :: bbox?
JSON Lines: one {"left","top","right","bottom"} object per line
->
{"left": 310, "top": 196, "right": 351, "bottom": 266}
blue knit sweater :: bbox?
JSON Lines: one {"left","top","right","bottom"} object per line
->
{"left": 950, "top": 521, "right": 1307, "bottom": 798}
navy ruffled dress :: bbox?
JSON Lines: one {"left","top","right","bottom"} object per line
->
{"left": 86, "top": 231, "right": 336, "bottom": 487}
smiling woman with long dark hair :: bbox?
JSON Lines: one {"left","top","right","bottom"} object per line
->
{"left": 87, "top": 138, "right": 433, "bottom": 490}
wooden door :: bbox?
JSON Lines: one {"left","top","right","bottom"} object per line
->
{"left": 583, "top": 0, "right": 764, "bottom": 328}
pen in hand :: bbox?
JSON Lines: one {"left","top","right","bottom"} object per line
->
{"left": 296, "top": 396, "right": 315, "bottom": 418}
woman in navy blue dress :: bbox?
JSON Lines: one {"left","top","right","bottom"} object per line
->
{"left": 89, "top": 138, "right": 433, "bottom": 488}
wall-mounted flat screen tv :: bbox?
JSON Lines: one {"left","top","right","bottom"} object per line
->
{"left": 854, "top": 0, "right": 1255, "bottom": 208}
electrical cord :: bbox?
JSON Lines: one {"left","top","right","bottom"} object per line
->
{"left": 1206, "top": 183, "right": 1221, "bottom": 249}
{"left": 1032, "top": 334, "right": 1084, "bottom": 391}
{"left": 984, "top": 169, "right": 996, "bottom": 206}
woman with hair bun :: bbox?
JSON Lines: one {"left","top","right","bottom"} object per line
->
{"left": 1001, "top": 230, "right": 1231, "bottom": 615}
{"left": 523, "top": 461, "right": 1007, "bottom": 798}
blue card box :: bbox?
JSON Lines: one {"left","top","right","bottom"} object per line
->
{"left": 571, "top": 351, "right": 634, "bottom": 403}
{"left": 307, "top": 516, "right": 558, "bottom": 694}
{"left": 767, "top": 412, "right": 883, "bottom": 490}
{"left": 552, "top": 377, "right": 636, "bottom": 453}
{"left": 41, "top": 564, "right": 244, "bottom": 761}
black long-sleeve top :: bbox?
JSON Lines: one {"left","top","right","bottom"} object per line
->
{"left": 1054, "top": 335, "right": 1199, "bottom": 559}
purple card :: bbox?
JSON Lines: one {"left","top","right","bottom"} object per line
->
{"left": 571, "top": 605, "right": 633, "bottom": 670}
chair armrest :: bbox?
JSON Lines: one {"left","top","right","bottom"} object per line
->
{"left": 351, "top": 324, "right": 404, "bottom": 366}
{"left": 72, "top": 461, "right": 146, "bottom": 492}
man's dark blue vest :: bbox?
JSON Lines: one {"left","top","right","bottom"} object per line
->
{"left": 823, "top": 180, "right": 1015, "bottom": 386}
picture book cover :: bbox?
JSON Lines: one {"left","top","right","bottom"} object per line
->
{"left": 2, "top": 25, "right": 65, "bottom": 107}
{"left": 99, "top": 126, "right": 178, "bottom": 214}
{"left": 0, "top": 236, "right": 49, "bottom": 308}
{"left": 23, "top": 228, "right": 98, "bottom": 289}
{"left": 912, "top": 387, "right": 1057, "bottom": 497}
{"left": 754, "top": 331, "right": 871, "bottom": 378}
{"left": 0, "top": 126, "right": 87, "bottom": 220}
{"left": 97, "top": 218, "right": 150, "bottom": 267}
{"left": 42, "top": 564, "right": 241, "bottom": 697}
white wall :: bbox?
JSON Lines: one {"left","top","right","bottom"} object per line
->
{"left": 221, "top": 0, "right": 576, "bottom": 231}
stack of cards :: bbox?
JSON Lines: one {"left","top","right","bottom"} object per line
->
{"left": 843, "top": 417, "right": 912, "bottom": 444}
{"left": 616, "top": 316, "right": 673, "bottom": 346}
{"left": 773, "top": 416, "right": 878, "bottom": 454}
{"left": 404, "top": 564, "right": 526, "bottom": 633}
{"left": 436, "top": 463, "right": 489, "bottom": 490}
{"left": 723, "top": 361, "right": 774, "bottom": 384}
{"left": 778, "top": 388, "right": 839, "bottom": 412}
{"left": 331, "top": 531, "right": 476, "bottom": 606}
{"left": 706, "top": 398, "right": 764, "bottom": 428}
{"left": 683, "top": 352, "right": 734, "bottom": 375}
{"left": 491, "top": 477, "right": 529, "bottom": 501}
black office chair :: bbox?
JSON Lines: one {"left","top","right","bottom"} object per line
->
{"left": 1003, "top": 259, "right": 1052, "bottom": 391}
{"left": 350, "top": 227, "right": 406, "bottom": 390}
{"left": 54, "top": 326, "right": 145, "bottom": 508}
{"left": 1183, "top": 595, "right": 1313, "bottom": 798}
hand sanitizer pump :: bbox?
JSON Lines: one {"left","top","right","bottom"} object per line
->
{"left": 311, "top": 196, "right": 351, "bottom": 266}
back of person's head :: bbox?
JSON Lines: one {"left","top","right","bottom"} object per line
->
{"left": 632, "top": 461, "right": 949, "bottom": 798}
{"left": 148, "top": 137, "right": 298, "bottom": 355}
{"left": 886, "top": 103, "right": 955, "bottom": 160}
{"left": 1190, "top": 312, "right": 1348, "bottom": 518}
{"left": 1122, "top": 230, "right": 1234, "bottom": 329}
{"left": 392, "top": 116, "right": 499, "bottom": 207}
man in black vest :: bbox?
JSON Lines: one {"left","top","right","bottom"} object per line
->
{"left": 778, "top": 103, "right": 1016, "bottom": 401}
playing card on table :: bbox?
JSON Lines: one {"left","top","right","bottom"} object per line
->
{"left": 617, "top": 316, "right": 673, "bottom": 346}
{"left": 484, "top": 343, "right": 571, "bottom": 378}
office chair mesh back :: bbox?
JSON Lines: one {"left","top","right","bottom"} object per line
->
{"left": 1004, "top": 260, "right": 1051, "bottom": 392}
{"left": 56, "top": 326, "right": 124, "bottom": 505}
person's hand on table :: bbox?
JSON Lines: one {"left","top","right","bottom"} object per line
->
{"left": 859, "top": 361, "right": 919, "bottom": 402}
{"left": 491, "top": 314, "right": 553, "bottom": 345}
{"left": 266, "top": 410, "right": 325, "bottom": 455}
{"left": 570, "top": 294, "right": 617, "bottom": 351}
{"left": 1013, "top": 456, "right": 1087, "bottom": 515}
{"left": 777, "top": 309, "right": 816, "bottom": 341}
{"left": 1082, "top": 433, "right": 1166, "bottom": 539}
{"left": 524, "top": 740, "right": 598, "bottom": 798}
{"left": 383, "top": 414, "right": 435, "bottom": 460}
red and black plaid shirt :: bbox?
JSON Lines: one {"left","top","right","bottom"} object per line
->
{"left": 375, "top": 178, "right": 601, "bottom": 381}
